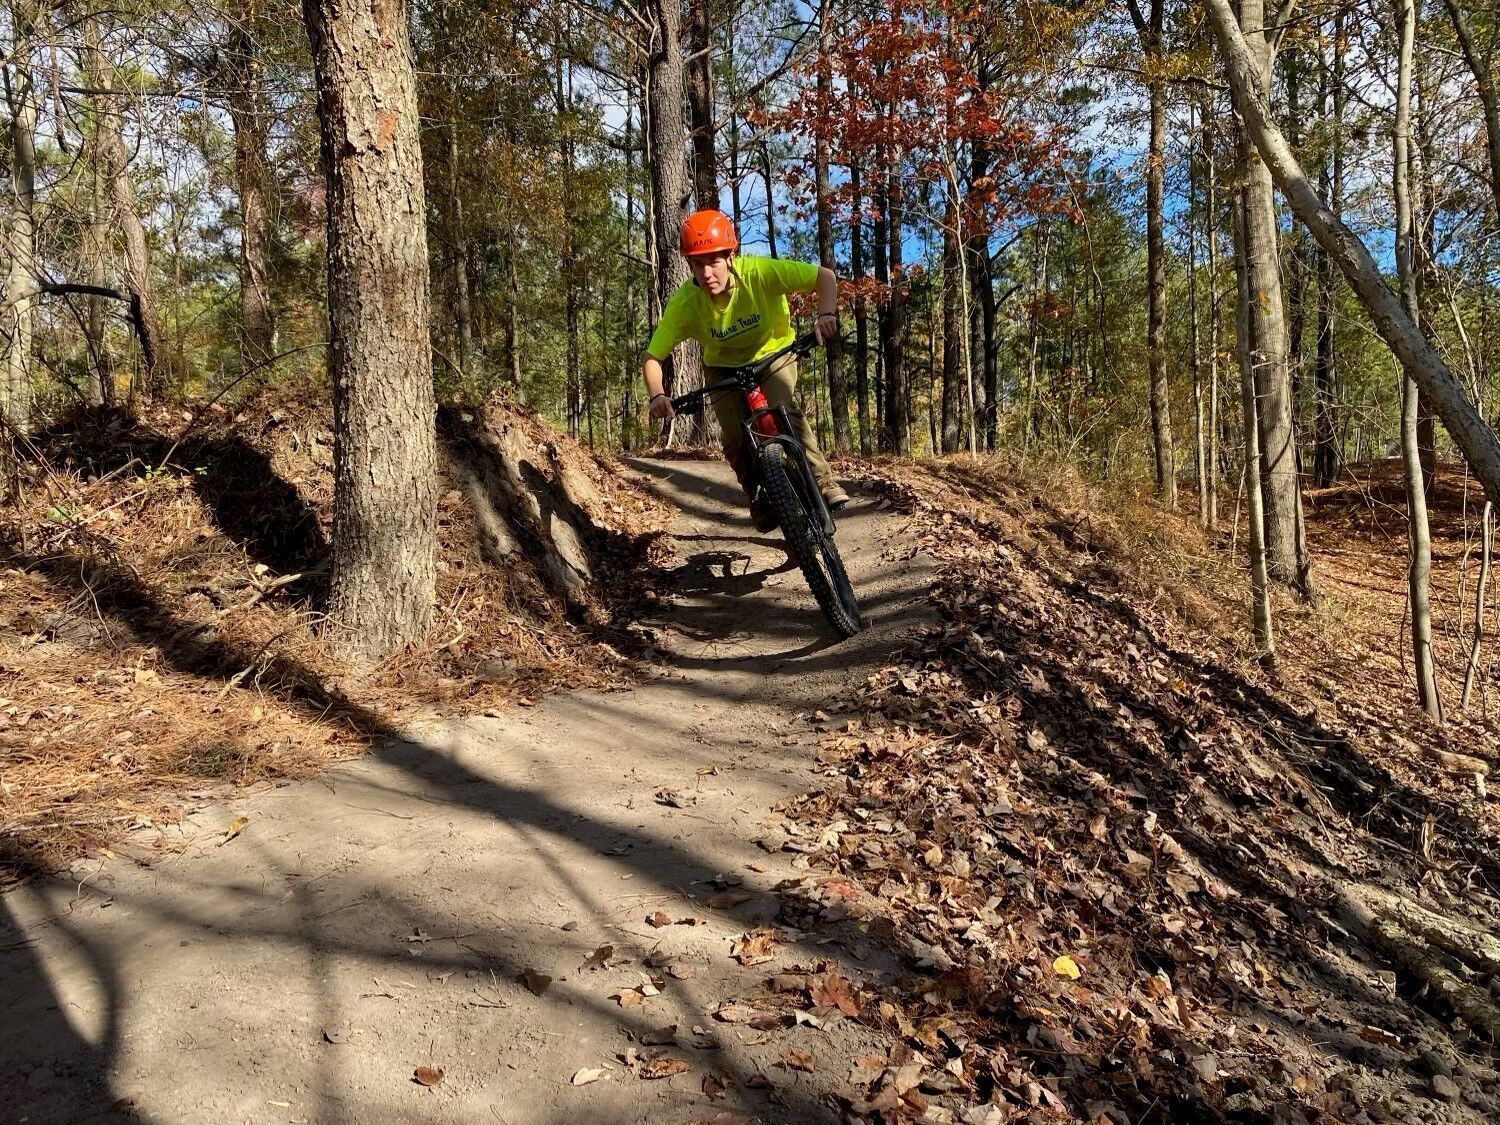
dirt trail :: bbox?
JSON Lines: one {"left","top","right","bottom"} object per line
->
{"left": 1, "top": 458, "right": 936, "bottom": 1125}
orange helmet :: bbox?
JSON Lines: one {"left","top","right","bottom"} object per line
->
{"left": 680, "top": 209, "right": 737, "bottom": 257}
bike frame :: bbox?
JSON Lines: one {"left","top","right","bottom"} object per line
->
{"left": 671, "top": 336, "right": 837, "bottom": 538}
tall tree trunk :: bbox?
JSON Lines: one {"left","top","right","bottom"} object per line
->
{"left": 814, "top": 7, "right": 849, "bottom": 453}
{"left": 1189, "top": 100, "right": 1208, "bottom": 526}
{"left": 302, "top": 0, "right": 438, "bottom": 660}
{"left": 882, "top": 173, "right": 909, "bottom": 455}
{"left": 506, "top": 217, "right": 523, "bottom": 402}
{"left": 1313, "top": 11, "right": 1343, "bottom": 489}
{"left": 1205, "top": 0, "right": 1500, "bottom": 507}
{"left": 940, "top": 187, "right": 962, "bottom": 454}
{"left": 645, "top": 0, "right": 706, "bottom": 442}
{"left": 447, "top": 124, "right": 473, "bottom": 376}
{"left": 686, "top": 0, "right": 717, "bottom": 208}
{"left": 1130, "top": 0, "right": 1175, "bottom": 507}
{"left": 558, "top": 32, "right": 580, "bottom": 437}
{"left": 3, "top": 0, "right": 39, "bottom": 445}
{"left": 852, "top": 158, "right": 872, "bottom": 455}
{"left": 225, "top": 5, "right": 276, "bottom": 367}
{"left": 83, "top": 122, "right": 114, "bottom": 406}
{"left": 1283, "top": 47, "right": 1308, "bottom": 409}
{"left": 1394, "top": 0, "right": 1440, "bottom": 717}
{"left": 1205, "top": 113, "right": 1221, "bottom": 531}
{"left": 83, "top": 18, "right": 167, "bottom": 399}
{"left": 1235, "top": 187, "right": 1276, "bottom": 659}
{"left": 760, "top": 134, "right": 778, "bottom": 258}
{"left": 1236, "top": 0, "right": 1312, "bottom": 596}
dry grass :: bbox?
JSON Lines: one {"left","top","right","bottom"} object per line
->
{"left": 0, "top": 388, "right": 671, "bottom": 880}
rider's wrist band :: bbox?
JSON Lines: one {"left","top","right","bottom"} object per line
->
{"left": 650, "top": 393, "right": 668, "bottom": 403}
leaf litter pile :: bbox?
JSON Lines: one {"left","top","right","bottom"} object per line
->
{"left": 0, "top": 389, "right": 670, "bottom": 879}
{"left": 770, "top": 459, "right": 1499, "bottom": 1123}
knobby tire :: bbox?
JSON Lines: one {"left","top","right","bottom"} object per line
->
{"left": 759, "top": 444, "right": 863, "bottom": 638}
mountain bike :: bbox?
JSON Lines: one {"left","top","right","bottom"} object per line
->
{"left": 671, "top": 333, "right": 864, "bottom": 638}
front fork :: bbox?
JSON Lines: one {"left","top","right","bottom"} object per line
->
{"left": 742, "top": 405, "right": 836, "bottom": 539}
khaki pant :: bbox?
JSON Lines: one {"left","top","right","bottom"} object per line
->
{"left": 708, "top": 352, "right": 834, "bottom": 499}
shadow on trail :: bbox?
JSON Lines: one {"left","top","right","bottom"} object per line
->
{"left": 30, "top": 405, "right": 330, "bottom": 607}
{"left": 1, "top": 452, "right": 928, "bottom": 1122}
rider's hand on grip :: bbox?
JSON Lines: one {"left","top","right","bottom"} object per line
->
{"left": 649, "top": 394, "right": 676, "bottom": 421}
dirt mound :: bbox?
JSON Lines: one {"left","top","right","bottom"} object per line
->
{"left": 0, "top": 388, "right": 670, "bottom": 880}
{"left": 772, "top": 455, "right": 1499, "bottom": 1123}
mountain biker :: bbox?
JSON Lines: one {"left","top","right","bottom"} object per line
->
{"left": 643, "top": 209, "right": 850, "bottom": 532}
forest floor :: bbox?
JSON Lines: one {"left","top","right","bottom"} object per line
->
{"left": 3, "top": 430, "right": 1500, "bottom": 1123}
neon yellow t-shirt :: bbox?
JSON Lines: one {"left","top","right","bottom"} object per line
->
{"left": 646, "top": 255, "right": 820, "bottom": 368}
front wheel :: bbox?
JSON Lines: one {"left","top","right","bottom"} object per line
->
{"left": 759, "top": 443, "right": 863, "bottom": 638}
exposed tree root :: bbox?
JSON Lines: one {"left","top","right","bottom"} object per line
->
{"left": 1338, "top": 888, "right": 1500, "bottom": 1041}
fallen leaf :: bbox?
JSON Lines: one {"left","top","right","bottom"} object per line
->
{"left": 571, "top": 1066, "right": 607, "bottom": 1086}
{"left": 781, "top": 1050, "right": 815, "bottom": 1073}
{"left": 614, "top": 989, "right": 645, "bottom": 1008}
{"left": 582, "top": 944, "right": 614, "bottom": 971}
{"left": 706, "top": 892, "right": 752, "bottom": 910}
{"left": 413, "top": 1066, "right": 445, "bottom": 1086}
{"left": 522, "top": 970, "right": 552, "bottom": 996}
{"left": 221, "top": 816, "right": 249, "bottom": 844}
{"left": 731, "top": 928, "right": 778, "bottom": 966}
{"left": 703, "top": 1073, "right": 730, "bottom": 1099}
{"left": 712, "top": 1002, "right": 761, "bottom": 1024}
{"left": 647, "top": 911, "right": 673, "bottom": 927}
{"left": 1052, "top": 955, "right": 1082, "bottom": 980}
{"left": 810, "top": 972, "right": 860, "bottom": 1016}
{"left": 637, "top": 1056, "right": 692, "bottom": 1080}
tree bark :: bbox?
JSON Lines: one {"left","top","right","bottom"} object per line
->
{"left": 814, "top": 5, "right": 849, "bottom": 453}
{"left": 1234, "top": 187, "right": 1276, "bottom": 660}
{"left": 447, "top": 124, "right": 473, "bottom": 376}
{"left": 1129, "top": 0, "right": 1175, "bottom": 508}
{"left": 1189, "top": 100, "right": 1208, "bottom": 525}
{"left": 645, "top": 0, "right": 707, "bottom": 443}
{"left": 1394, "top": 0, "right": 1440, "bottom": 717}
{"left": 1204, "top": 0, "right": 1500, "bottom": 508}
{"left": 852, "top": 158, "right": 872, "bottom": 455}
{"left": 302, "top": 0, "right": 439, "bottom": 660}
{"left": 1313, "top": 11, "right": 1344, "bottom": 489}
{"left": 3, "top": 0, "right": 39, "bottom": 441}
{"left": 224, "top": 4, "right": 276, "bottom": 367}
{"left": 1203, "top": 100, "right": 1221, "bottom": 530}
{"left": 82, "top": 17, "right": 167, "bottom": 399}
{"left": 882, "top": 173, "right": 910, "bottom": 455}
{"left": 1233, "top": 0, "right": 1310, "bottom": 595}
{"left": 941, "top": 188, "right": 962, "bottom": 454}
{"left": 686, "top": 0, "right": 717, "bottom": 208}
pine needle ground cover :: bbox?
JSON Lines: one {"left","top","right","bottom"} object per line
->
{"left": 768, "top": 455, "right": 1499, "bottom": 1123}
{"left": 0, "top": 391, "right": 670, "bottom": 880}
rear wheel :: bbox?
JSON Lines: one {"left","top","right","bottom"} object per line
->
{"left": 759, "top": 443, "right": 863, "bottom": 637}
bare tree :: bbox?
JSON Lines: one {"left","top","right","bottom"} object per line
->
{"left": 302, "top": 0, "right": 439, "bottom": 659}
{"left": 3, "top": 0, "right": 40, "bottom": 442}
{"left": 1128, "top": 0, "right": 1175, "bottom": 509}
{"left": 223, "top": 1, "right": 276, "bottom": 366}
{"left": 1203, "top": 0, "right": 1500, "bottom": 506}
{"left": 1394, "top": 0, "right": 1439, "bottom": 716}
{"left": 82, "top": 13, "right": 167, "bottom": 398}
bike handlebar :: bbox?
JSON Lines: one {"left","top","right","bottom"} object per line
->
{"left": 669, "top": 331, "right": 829, "bottom": 415}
